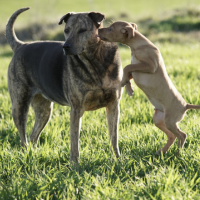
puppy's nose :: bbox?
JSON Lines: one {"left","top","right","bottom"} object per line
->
{"left": 63, "top": 43, "right": 71, "bottom": 50}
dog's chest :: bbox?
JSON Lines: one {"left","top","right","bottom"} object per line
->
{"left": 83, "top": 88, "right": 119, "bottom": 111}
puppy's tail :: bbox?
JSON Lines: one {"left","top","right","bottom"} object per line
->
{"left": 6, "top": 7, "right": 30, "bottom": 52}
{"left": 186, "top": 103, "right": 200, "bottom": 110}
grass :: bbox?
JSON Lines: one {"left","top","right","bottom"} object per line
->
{"left": 0, "top": 0, "right": 200, "bottom": 199}
{"left": 1, "top": 1, "right": 200, "bottom": 45}
{"left": 1, "top": 0, "right": 200, "bottom": 23}
{"left": 0, "top": 42, "right": 200, "bottom": 199}
{"left": 1, "top": 0, "right": 200, "bottom": 31}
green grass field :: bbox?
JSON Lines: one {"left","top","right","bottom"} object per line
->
{"left": 0, "top": 0, "right": 200, "bottom": 199}
{"left": 1, "top": 0, "right": 200, "bottom": 24}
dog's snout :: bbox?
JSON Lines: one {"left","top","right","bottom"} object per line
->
{"left": 63, "top": 43, "right": 71, "bottom": 50}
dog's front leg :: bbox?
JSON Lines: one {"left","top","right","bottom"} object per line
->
{"left": 106, "top": 101, "right": 120, "bottom": 158}
{"left": 70, "top": 107, "right": 84, "bottom": 163}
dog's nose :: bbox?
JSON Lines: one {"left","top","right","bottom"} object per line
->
{"left": 63, "top": 43, "right": 71, "bottom": 50}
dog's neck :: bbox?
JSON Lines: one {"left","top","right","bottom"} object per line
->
{"left": 83, "top": 39, "right": 118, "bottom": 63}
{"left": 83, "top": 38, "right": 103, "bottom": 60}
{"left": 125, "top": 31, "right": 154, "bottom": 50}
{"left": 77, "top": 39, "right": 119, "bottom": 79}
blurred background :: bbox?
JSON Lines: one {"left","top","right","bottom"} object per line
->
{"left": 0, "top": 0, "right": 200, "bottom": 45}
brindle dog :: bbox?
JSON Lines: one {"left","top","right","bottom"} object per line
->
{"left": 6, "top": 8, "right": 123, "bottom": 163}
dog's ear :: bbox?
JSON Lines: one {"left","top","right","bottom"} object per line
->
{"left": 130, "top": 23, "right": 138, "bottom": 30}
{"left": 88, "top": 12, "right": 105, "bottom": 28}
{"left": 120, "top": 26, "right": 134, "bottom": 39}
{"left": 58, "top": 12, "right": 74, "bottom": 25}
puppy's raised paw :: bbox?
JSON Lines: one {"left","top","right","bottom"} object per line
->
{"left": 125, "top": 82, "right": 134, "bottom": 97}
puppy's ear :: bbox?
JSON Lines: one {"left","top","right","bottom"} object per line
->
{"left": 130, "top": 23, "right": 138, "bottom": 30}
{"left": 121, "top": 29, "right": 126, "bottom": 34}
{"left": 120, "top": 26, "right": 134, "bottom": 39}
{"left": 58, "top": 12, "right": 74, "bottom": 25}
{"left": 88, "top": 12, "right": 105, "bottom": 28}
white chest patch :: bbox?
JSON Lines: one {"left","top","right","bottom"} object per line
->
{"left": 131, "top": 54, "right": 140, "bottom": 65}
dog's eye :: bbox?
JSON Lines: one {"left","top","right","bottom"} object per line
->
{"left": 78, "top": 29, "right": 87, "bottom": 34}
{"left": 109, "top": 27, "right": 112, "bottom": 31}
{"left": 64, "top": 29, "right": 70, "bottom": 34}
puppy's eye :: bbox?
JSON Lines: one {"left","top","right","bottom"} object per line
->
{"left": 109, "top": 27, "right": 112, "bottom": 31}
{"left": 64, "top": 29, "right": 70, "bottom": 34}
{"left": 78, "top": 29, "right": 87, "bottom": 34}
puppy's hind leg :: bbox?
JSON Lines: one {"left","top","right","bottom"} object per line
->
{"left": 164, "top": 113, "right": 187, "bottom": 155}
{"left": 153, "top": 109, "right": 176, "bottom": 155}
{"left": 30, "top": 94, "right": 53, "bottom": 146}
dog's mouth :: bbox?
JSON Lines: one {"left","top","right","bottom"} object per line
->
{"left": 97, "top": 35, "right": 108, "bottom": 41}
{"left": 63, "top": 48, "right": 74, "bottom": 55}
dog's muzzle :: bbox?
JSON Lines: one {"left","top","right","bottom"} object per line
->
{"left": 63, "top": 42, "right": 72, "bottom": 55}
{"left": 97, "top": 29, "right": 108, "bottom": 41}
{"left": 62, "top": 42, "right": 84, "bottom": 55}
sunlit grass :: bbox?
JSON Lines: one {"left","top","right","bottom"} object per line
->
{"left": 0, "top": 42, "right": 200, "bottom": 199}
{"left": 1, "top": 1, "right": 200, "bottom": 198}
{"left": 1, "top": 0, "right": 200, "bottom": 31}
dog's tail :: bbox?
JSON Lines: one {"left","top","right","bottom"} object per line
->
{"left": 186, "top": 103, "right": 200, "bottom": 110}
{"left": 6, "top": 7, "right": 30, "bottom": 52}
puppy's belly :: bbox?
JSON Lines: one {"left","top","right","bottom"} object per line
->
{"left": 131, "top": 54, "right": 159, "bottom": 88}
{"left": 131, "top": 71, "right": 153, "bottom": 88}
{"left": 130, "top": 55, "right": 150, "bottom": 87}
{"left": 131, "top": 56, "right": 164, "bottom": 111}
{"left": 147, "top": 96, "right": 164, "bottom": 111}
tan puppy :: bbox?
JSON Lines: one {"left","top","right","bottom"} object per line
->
{"left": 98, "top": 21, "right": 200, "bottom": 155}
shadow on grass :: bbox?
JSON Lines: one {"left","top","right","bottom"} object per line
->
{"left": 0, "top": 129, "right": 20, "bottom": 148}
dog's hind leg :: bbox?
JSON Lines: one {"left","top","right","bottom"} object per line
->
{"left": 30, "top": 94, "right": 53, "bottom": 146}
{"left": 106, "top": 101, "right": 120, "bottom": 158}
{"left": 10, "top": 87, "right": 32, "bottom": 148}
{"left": 153, "top": 109, "right": 176, "bottom": 155}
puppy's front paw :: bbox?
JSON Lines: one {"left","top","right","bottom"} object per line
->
{"left": 121, "top": 81, "right": 127, "bottom": 87}
{"left": 125, "top": 83, "right": 134, "bottom": 97}
{"left": 121, "top": 76, "right": 129, "bottom": 87}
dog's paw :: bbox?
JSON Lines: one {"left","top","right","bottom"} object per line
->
{"left": 125, "top": 83, "right": 134, "bottom": 97}
{"left": 155, "top": 149, "right": 167, "bottom": 156}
